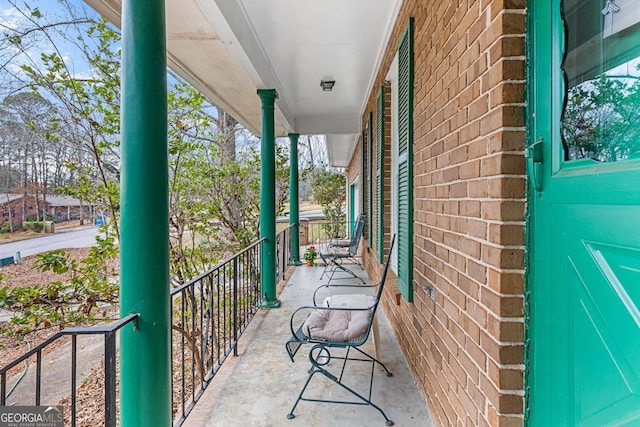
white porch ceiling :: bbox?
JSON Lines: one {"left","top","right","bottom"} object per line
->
{"left": 84, "top": 0, "right": 402, "bottom": 167}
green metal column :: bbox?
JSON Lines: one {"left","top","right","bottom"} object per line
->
{"left": 120, "top": 1, "right": 170, "bottom": 426}
{"left": 258, "top": 89, "right": 280, "bottom": 308}
{"left": 288, "top": 133, "right": 302, "bottom": 265}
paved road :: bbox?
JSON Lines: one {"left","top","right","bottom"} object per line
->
{"left": 0, "top": 226, "right": 101, "bottom": 259}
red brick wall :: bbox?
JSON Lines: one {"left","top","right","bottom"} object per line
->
{"left": 1, "top": 196, "right": 39, "bottom": 226}
{"left": 360, "top": 1, "right": 527, "bottom": 426}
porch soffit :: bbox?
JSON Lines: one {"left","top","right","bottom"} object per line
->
{"left": 83, "top": 0, "right": 401, "bottom": 166}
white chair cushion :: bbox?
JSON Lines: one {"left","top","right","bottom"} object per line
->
{"left": 302, "top": 308, "right": 370, "bottom": 341}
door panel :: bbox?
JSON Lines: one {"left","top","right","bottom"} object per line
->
{"left": 551, "top": 205, "right": 640, "bottom": 425}
{"left": 529, "top": 0, "right": 640, "bottom": 425}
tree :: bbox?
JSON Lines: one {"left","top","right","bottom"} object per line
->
{"left": 310, "top": 168, "right": 345, "bottom": 236}
{"left": 20, "top": 17, "right": 122, "bottom": 237}
{"left": 562, "top": 68, "right": 640, "bottom": 162}
{"left": 1, "top": 0, "right": 292, "bottom": 283}
{"left": 167, "top": 85, "right": 290, "bottom": 284}
{"left": 0, "top": 92, "right": 58, "bottom": 226}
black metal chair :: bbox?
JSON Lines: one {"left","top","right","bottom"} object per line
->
{"left": 327, "top": 213, "right": 365, "bottom": 248}
{"left": 319, "top": 213, "right": 365, "bottom": 283}
{"left": 285, "top": 235, "right": 396, "bottom": 426}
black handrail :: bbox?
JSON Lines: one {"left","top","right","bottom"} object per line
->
{"left": 0, "top": 313, "right": 139, "bottom": 427}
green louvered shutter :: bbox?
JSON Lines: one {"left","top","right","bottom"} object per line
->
{"left": 376, "top": 87, "right": 385, "bottom": 263}
{"left": 367, "top": 112, "right": 373, "bottom": 243}
{"left": 397, "top": 18, "right": 414, "bottom": 302}
{"left": 360, "top": 132, "right": 365, "bottom": 224}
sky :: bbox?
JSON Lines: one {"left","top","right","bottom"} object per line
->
{"left": 0, "top": 0, "right": 107, "bottom": 90}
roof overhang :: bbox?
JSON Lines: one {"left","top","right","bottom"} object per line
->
{"left": 84, "top": 0, "right": 402, "bottom": 166}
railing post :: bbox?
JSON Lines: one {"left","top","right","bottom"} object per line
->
{"left": 1, "top": 373, "right": 6, "bottom": 405}
{"left": 35, "top": 350, "right": 41, "bottom": 406}
{"left": 199, "top": 279, "right": 205, "bottom": 384}
{"left": 71, "top": 336, "right": 77, "bottom": 427}
{"left": 257, "top": 89, "right": 281, "bottom": 309}
{"left": 282, "top": 229, "right": 287, "bottom": 279}
{"left": 104, "top": 332, "right": 117, "bottom": 427}
{"left": 233, "top": 256, "right": 239, "bottom": 356}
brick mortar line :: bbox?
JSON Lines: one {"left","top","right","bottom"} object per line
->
{"left": 414, "top": 252, "right": 524, "bottom": 286}
{"left": 432, "top": 269, "right": 524, "bottom": 322}
{"left": 413, "top": 256, "right": 525, "bottom": 301}
{"left": 414, "top": 216, "right": 526, "bottom": 227}
{"left": 416, "top": 228, "right": 525, "bottom": 252}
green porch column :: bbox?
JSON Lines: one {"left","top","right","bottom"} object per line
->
{"left": 288, "top": 133, "right": 302, "bottom": 265}
{"left": 258, "top": 89, "right": 280, "bottom": 308}
{"left": 120, "top": 1, "right": 170, "bottom": 426}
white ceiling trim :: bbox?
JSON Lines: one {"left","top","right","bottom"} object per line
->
{"left": 208, "top": 0, "right": 296, "bottom": 133}
{"left": 359, "top": 0, "right": 403, "bottom": 120}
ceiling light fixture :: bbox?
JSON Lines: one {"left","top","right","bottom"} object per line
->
{"left": 320, "top": 80, "right": 335, "bottom": 91}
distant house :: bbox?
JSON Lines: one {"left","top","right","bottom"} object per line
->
{"left": 0, "top": 193, "right": 95, "bottom": 225}
{"left": 45, "top": 195, "right": 95, "bottom": 222}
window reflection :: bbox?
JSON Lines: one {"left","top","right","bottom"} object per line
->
{"left": 561, "top": 0, "right": 640, "bottom": 162}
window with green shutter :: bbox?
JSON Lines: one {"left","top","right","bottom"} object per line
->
{"left": 376, "top": 87, "right": 385, "bottom": 263}
{"left": 367, "top": 112, "right": 373, "bottom": 243}
{"left": 360, "top": 132, "right": 365, "bottom": 221}
{"left": 397, "top": 18, "right": 414, "bottom": 302}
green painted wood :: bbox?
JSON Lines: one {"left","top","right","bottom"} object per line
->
{"left": 119, "top": 1, "right": 171, "bottom": 425}
{"left": 289, "top": 133, "right": 301, "bottom": 265}
{"left": 361, "top": 131, "right": 366, "bottom": 218}
{"left": 367, "top": 112, "right": 373, "bottom": 243}
{"left": 397, "top": 18, "right": 414, "bottom": 302}
{"left": 376, "top": 87, "right": 385, "bottom": 263}
{"left": 257, "top": 89, "right": 280, "bottom": 309}
{"left": 350, "top": 183, "right": 356, "bottom": 231}
{"left": 527, "top": 1, "right": 640, "bottom": 424}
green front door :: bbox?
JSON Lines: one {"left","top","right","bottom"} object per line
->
{"left": 529, "top": 1, "right": 640, "bottom": 425}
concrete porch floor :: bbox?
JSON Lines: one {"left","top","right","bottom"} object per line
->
{"left": 183, "top": 262, "right": 435, "bottom": 427}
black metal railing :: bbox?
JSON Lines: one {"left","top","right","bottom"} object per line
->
{"left": 276, "top": 224, "right": 294, "bottom": 281}
{"left": 1, "top": 227, "right": 298, "bottom": 427}
{"left": 171, "top": 238, "right": 264, "bottom": 426}
{"left": 0, "top": 313, "right": 138, "bottom": 427}
{"left": 304, "top": 220, "right": 356, "bottom": 248}
{"left": 171, "top": 225, "right": 296, "bottom": 425}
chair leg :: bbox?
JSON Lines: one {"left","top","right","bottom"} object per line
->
{"left": 327, "top": 258, "right": 365, "bottom": 284}
{"left": 287, "top": 367, "right": 320, "bottom": 420}
{"left": 287, "top": 345, "right": 394, "bottom": 425}
{"left": 353, "top": 256, "right": 365, "bottom": 270}
{"left": 319, "top": 252, "right": 331, "bottom": 279}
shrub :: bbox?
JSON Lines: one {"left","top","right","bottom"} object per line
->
{"left": 0, "top": 222, "right": 18, "bottom": 234}
{"left": 23, "top": 221, "right": 44, "bottom": 232}
{"left": 0, "top": 236, "right": 120, "bottom": 337}
{"left": 25, "top": 213, "right": 55, "bottom": 222}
